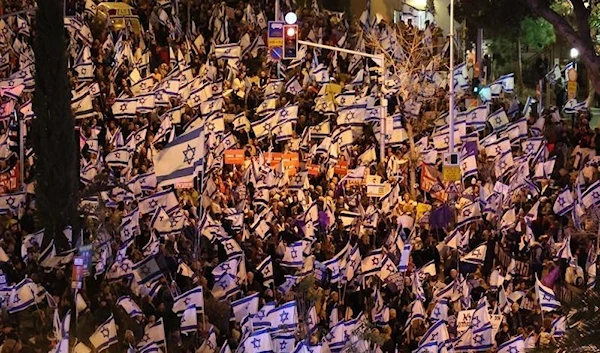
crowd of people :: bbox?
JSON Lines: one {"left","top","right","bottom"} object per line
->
{"left": 0, "top": 0, "right": 597, "bottom": 353}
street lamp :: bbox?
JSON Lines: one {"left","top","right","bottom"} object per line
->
{"left": 285, "top": 12, "right": 297, "bottom": 25}
{"left": 570, "top": 48, "right": 579, "bottom": 59}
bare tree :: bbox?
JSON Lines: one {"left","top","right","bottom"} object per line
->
{"left": 363, "top": 22, "right": 448, "bottom": 198}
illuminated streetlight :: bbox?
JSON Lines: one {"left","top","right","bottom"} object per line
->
{"left": 570, "top": 48, "right": 579, "bottom": 59}
{"left": 285, "top": 12, "right": 297, "bottom": 25}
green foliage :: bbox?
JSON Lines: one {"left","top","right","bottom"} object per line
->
{"left": 520, "top": 17, "right": 556, "bottom": 50}
{"left": 550, "top": 0, "right": 573, "bottom": 17}
{"left": 531, "top": 287, "right": 600, "bottom": 353}
{"left": 454, "top": 0, "right": 532, "bottom": 41}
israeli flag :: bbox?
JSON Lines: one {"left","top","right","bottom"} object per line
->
{"left": 535, "top": 276, "right": 561, "bottom": 311}
{"left": 361, "top": 248, "right": 383, "bottom": 277}
{"left": 153, "top": 124, "right": 204, "bottom": 188}
{"left": 116, "top": 296, "right": 143, "bottom": 318}
{"left": 231, "top": 293, "right": 260, "bottom": 322}
{"left": 497, "top": 335, "right": 525, "bottom": 353}
{"left": 496, "top": 73, "right": 515, "bottom": 93}
{"left": 461, "top": 243, "right": 487, "bottom": 266}
{"left": 553, "top": 187, "right": 574, "bottom": 216}
{"left": 214, "top": 43, "right": 241, "bottom": 60}
{"left": 180, "top": 305, "right": 198, "bottom": 335}
{"left": 132, "top": 255, "right": 162, "bottom": 284}
{"left": 281, "top": 241, "right": 305, "bottom": 267}
{"left": 241, "top": 328, "right": 273, "bottom": 353}
{"left": 172, "top": 286, "right": 204, "bottom": 315}
{"left": 257, "top": 256, "right": 274, "bottom": 286}
{"left": 457, "top": 201, "right": 481, "bottom": 228}
{"left": 89, "top": 315, "right": 118, "bottom": 352}
{"left": 582, "top": 180, "right": 600, "bottom": 208}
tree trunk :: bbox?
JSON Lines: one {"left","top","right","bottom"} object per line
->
{"left": 525, "top": 0, "right": 600, "bottom": 94}
{"left": 32, "top": 0, "right": 79, "bottom": 251}
{"left": 516, "top": 37, "right": 524, "bottom": 95}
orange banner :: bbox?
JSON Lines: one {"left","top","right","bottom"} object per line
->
{"left": 334, "top": 161, "right": 348, "bottom": 175}
{"left": 224, "top": 149, "right": 245, "bottom": 165}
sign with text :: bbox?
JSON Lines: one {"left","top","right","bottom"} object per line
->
{"left": 225, "top": 149, "right": 245, "bottom": 165}
{"left": 267, "top": 21, "right": 284, "bottom": 48}
{"left": 456, "top": 309, "right": 475, "bottom": 335}
{"left": 334, "top": 160, "right": 348, "bottom": 176}
{"left": 366, "top": 182, "right": 389, "bottom": 198}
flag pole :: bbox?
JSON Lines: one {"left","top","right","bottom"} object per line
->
{"left": 449, "top": 0, "right": 455, "bottom": 154}
{"left": 16, "top": 110, "right": 24, "bottom": 188}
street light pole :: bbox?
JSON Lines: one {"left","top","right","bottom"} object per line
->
{"left": 449, "top": 0, "right": 455, "bottom": 153}
{"left": 297, "top": 40, "right": 387, "bottom": 162}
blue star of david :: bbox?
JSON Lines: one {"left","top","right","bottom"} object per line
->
{"left": 139, "top": 98, "right": 146, "bottom": 105}
{"left": 495, "top": 117, "right": 502, "bottom": 125}
{"left": 13, "top": 294, "right": 19, "bottom": 303}
{"left": 251, "top": 338, "right": 261, "bottom": 349}
{"left": 140, "top": 265, "right": 151, "bottom": 276}
{"left": 289, "top": 87, "right": 296, "bottom": 94}
{"left": 386, "top": 264, "right": 395, "bottom": 272}
{"left": 433, "top": 308, "right": 441, "bottom": 316}
{"left": 593, "top": 192, "right": 600, "bottom": 200}
{"left": 193, "top": 95, "right": 200, "bottom": 103}
{"left": 372, "top": 257, "right": 380, "bottom": 266}
{"left": 123, "top": 228, "right": 131, "bottom": 237}
{"left": 263, "top": 267, "right": 271, "bottom": 275}
{"left": 264, "top": 122, "right": 271, "bottom": 131}
{"left": 307, "top": 316, "right": 313, "bottom": 326}
{"left": 462, "top": 162, "right": 467, "bottom": 171}
{"left": 444, "top": 136, "right": 450, "bottom": 144}
{"left": 340, "top": 97, "right": 346, "bottom": 105}
{"left": 149, "top": 199, "right": 158, "bottom": 209}
{"left": 543, "top": 294, "right": 552, "bottom": 301}
{"left": 120, "top": 103, "right": 127, "bottom": 112}
{"left": 500, "top": 161, "right": 507, "bottom": 170}
{"left": 256, "top": 311, "right": 265, "bottom": 319}
{"left": 508, "top": 346, "right": 518, "bottom": 353}
{"left": 6, "top": 197, "right": 15, "bottom": 206}
{"left": 463, "top": 209, "right": 472, "bottom": 217}
{"left": 81, "top": 67, "right": 87, "bottom": 74}
{"left": 184, "top": 297, "right": 191, "bottom": 305}
{"left": 225, "top": 243, "right": 234, "bottom": 251}
{"left": 495, "top": 146, "right": 502, "bottom": 154}
{"left": 212, "top": 85, "right": 219, "bottom": 92}
{"left": 290, "top": 249, "right": 298, "bottom": 258}
{"left": 431, "top": 332, "right": 438, "bottom": 340}
{"left": 206, "top": 121, "right": 215, "bottom": 131}
{"left": 472, "top": 249, "right": 481, "bottom": 257}
{"left": 224, "top": 48, "right": 231, "bottom": 54}
{"left": 222, "top": 263, "right": 231, "bottom": 271}
{"left": 135, "top": 133, "right": 142, "bottom": 141}
{"left": 558, "top": 197, "right": 566, "bottom": 207}
{"left": 472, "top": 316, "right": 481, "bottom": 327}
{"left": 473, "top": 334, "right": 484, "bottom": 344}
{"left": 206, "top": 340, "right": 214, "bottom": 349}
{"left": 100, "top": 327, "right": 110, "bottom": 338}
{"left": 526, "top": 143, "right": 534, "bottom": 153}
{"left": 7, "top": 80, "right": 13, "bottom": 86}
{"left": 280, "top": 109, "right": 287, "bottom": 117}
{"left": 114, "top": 152, "right": 121, "bottom": 159}
{"left": 120, "top": 262, "right": 130, "bottom": 272}
{"left": 280, "top": 311, "right": 289, "bottom": 323}
{"left": 219, "top": 280, "right": 227, "bottom": 289}
{"left": 279, "top": 341, "right": 287, "bottom": 350}
{"left": 141, "top": 333, "right": 150, "bottom": 344}
{"left": 155, "top": 92, "right": 163, "bottom": 100}
{"left": 183, "top": 145, "right": 196, "bottom": 165}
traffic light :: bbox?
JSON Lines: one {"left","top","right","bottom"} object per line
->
{"left": 283, "top": 24, "right": 298, "bottom": 59}
{"left": 471, "top": 77, "right": 481, "bottom": 94}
